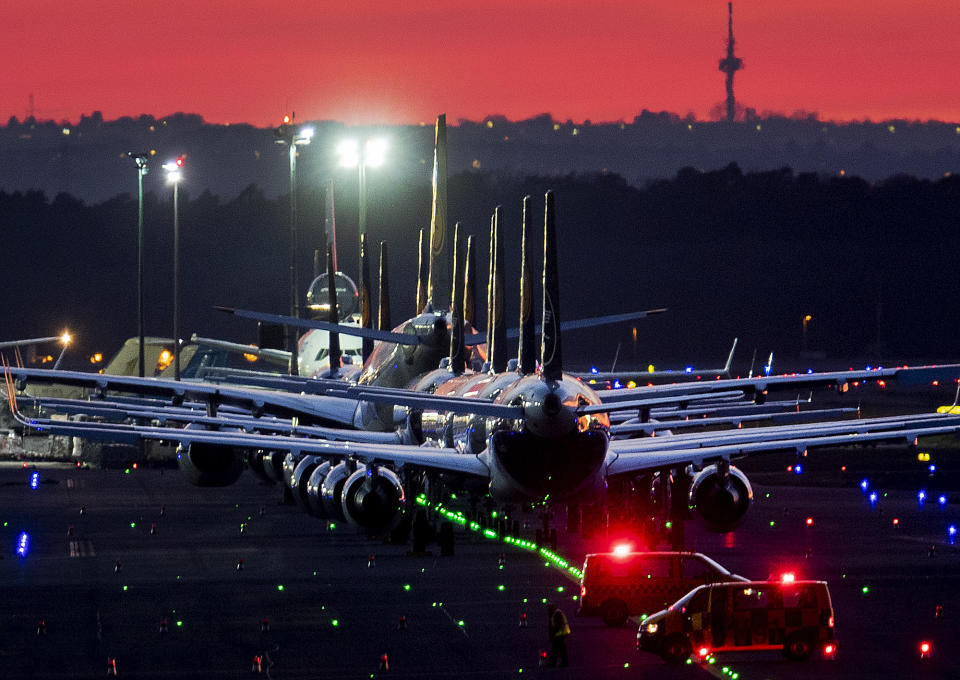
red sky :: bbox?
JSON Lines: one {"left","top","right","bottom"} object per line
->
{"left": 3, "top": 1, "right": 959, "bottom": 126}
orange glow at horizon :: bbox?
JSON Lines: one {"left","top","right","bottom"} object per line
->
{"left": 2, "top": 1, "right": 959, "bottom": 127}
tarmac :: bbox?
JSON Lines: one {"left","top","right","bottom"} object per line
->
{"left": 1, "top": 447, "right": 958, "bottom": 679}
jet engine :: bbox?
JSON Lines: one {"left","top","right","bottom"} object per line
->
{"left": 247, "top": 449, "right": 287, "bottom": 484}
{"left": 290, "top": 456, "right": 325, "bottom": 510}
{"left": 176, "top": 442, "right": 244, "bottom": 487}
{"left": 304, "top": 461, "right": 333, "bottom": 517}
{"left": 687, "top": 463, "right": 753, "bottom": 533}
{"left": 340, "top": 465, "right": 406, "bottom": 534}
{"left": 319, "top": 461, "right": 355, "bottom": 521}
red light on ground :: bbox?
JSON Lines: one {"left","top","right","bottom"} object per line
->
{"left": 824, "top": 643, "right": 836, "bottom": 656}
{"left": 828, "top": 615, "right": 834, "bottom": 628}
{"left": 787, "top": 465, "right": 793, "bottom": 472}
{"left": 132, "top": 463, "right": 138, "bottom": 469}
{"left": 892, "top": 518, "right": 900, "bottom": 526}
{"left": 806, "top": 517, "right": 814, "bottom": 527}
{"left": 841, "top": 465, "right": 847, "bottom": 472}
{"left": 282, "top": 115, "right": 291, "bottom": 124}
{"left": 698, "top": 647, "right": 709, "bottom": 658}
{"left": 932, "top": 380, "right": 939, "bottom": 386}
{"left": 920, "top": 641, "right": 932, "bottom": 658}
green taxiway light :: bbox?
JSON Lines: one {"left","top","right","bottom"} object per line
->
{"left": 862, "top": 586, "right": 870, "bottom": 594}
{"left": 769, "top": 520, "right": 776, "bottom": 527}
{"left": 624, "top": 662, "right": 630, "bottom": 668}
{"left": 557, "top": 586, "right": 564, "bottom": 592}
{"left": 176, "top": 621, "right": 183, "bottom": 627}
{"left": 498, "top": 584, "right": 505, "bottom": 591}
{"left": 722, "top": 666, "right": 729, "bottom": 673}
{"left": 277, "top": 584, "right": 284, "bottom": 591}
{"left": 122, "top": 585, "right": 128, "bottom": 591}
{"left": 404, "top": 584, "right": 411, "bottom": 591}
{"left": 665, "top": 521, "right": 672, "bottom": 529}
{"left": 124, "top": 469, "right": 130, "bottom": 474}
{"left": 731, "top": 674, "right": 739, "bottom": 679}
{"left": 130, "top": 522, "right": 136, "bottom": 528}
{"left": 457, "top": 620, "right": 465, "bottom": 626}
{"left": 331, "top": 619, "right": 339, "bottom": 627}
{"left": 686, "top": 658, "right": 692, "bottom": 664}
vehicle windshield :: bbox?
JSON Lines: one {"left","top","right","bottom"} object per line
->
{"left": 672, "top": 584, "right": 708, "bottom": 609}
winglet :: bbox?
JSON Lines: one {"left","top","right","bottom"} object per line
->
{"left": 723, "top": 338, "right": 738, "bottom": 376}
{"left": 540, "top": 191, "right": 564, "bottom": 382}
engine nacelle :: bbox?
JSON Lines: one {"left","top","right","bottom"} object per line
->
{"left": 282, "top": 453, "right": 303, "bottom": 490}
{"left": 290, "top": 456, "right": 324, "bottom": 511}
{"left": 341, "top": 465, "right": 406, "bottom": 534}
{"left": 305, "top": 461, "right": 333, "bottom": 517}
{"left": 250, "top": 449, "right": 287, "bottom": 484}
{"left": 319, "top": 461, "right": 357, "bottom": 521}
{"left": 687, "top": 463, "right": 753, "bottom": 533}
{"left": 177, "top": 443, "right": 244, "bottom": 487}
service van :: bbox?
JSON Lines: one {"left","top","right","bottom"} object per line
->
{"left": 578, "top": 551, "right": 746, "bottom": 626}
{"left": 637, "top": 579, "right": 836, "bottom": 663}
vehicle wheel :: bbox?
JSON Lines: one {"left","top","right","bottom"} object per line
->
{"left": 661, "top": 633, "right": 692, "bottom": 664}
{"left": 782, "top": 632, "right": 814, "bottom": 661}
{"left": 600, "top": 599, "right": 629, "bottom": 627}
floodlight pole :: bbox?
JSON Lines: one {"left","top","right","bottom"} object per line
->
{"left": 127, "top": 152, "right": 149, "bottom": 378}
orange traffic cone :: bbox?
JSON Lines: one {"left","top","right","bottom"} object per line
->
{"left": 379, "top": 653, "right": 389, "bottom": 671}
{"left": 519, "top": 612, "right": 528, "bottom": 627}
{"left": 251, "top": 655, "right": 262, "bottom": 672}
{"left": 367, "top": 554, "right": 376, "bottom": 568}
{"left": 106, "top": 656, "right": 118, "bottom": 676}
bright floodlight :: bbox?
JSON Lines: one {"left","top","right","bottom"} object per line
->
{"left": 612, "top": 544, "right": 631, "bottom": 557}
{"left": 337, "top": 139, "right": 360, "bottom": 168}
{"left": 162, "top": 160, "right": 183, "bottom": 183}
{"left": 60, "top": 332, "right": 71, "bottom": 345}
{"left": 295, "top": 126, "right": 315, "bottom": 145}
{"left": 365, "top": 138, "right": 388, "bottom": 167}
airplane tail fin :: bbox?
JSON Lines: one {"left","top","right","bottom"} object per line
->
{"left": 449, "top": 224, "right": 466, "bottom": 375}
{"left": 426, "top": 114, "right": 450, "bottom": 311}
{"left": 378, "top": 241, "right": 391, "bottom": 331}
{"left": 326, "top": 244, "right": 342, "bottom": 376}
{"left": 540, "top": 190, "right": 564, "bottom": 382}
{"left": 491, "top": 206, "right": 507, "bottom": 373}
{"left": 517, "top": 195, "right": 537, "bottom": 375}
{"left": 359, "top": 234, "right": 373, "bottom": 362}
{"left": 416, "top": 227, "right": 428, "bottom": 315}
{"left": 463, "top": 232, "right": 476, "bottom": 328}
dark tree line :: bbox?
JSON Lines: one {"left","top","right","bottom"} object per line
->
{"left": 3, "top": 165, "right": 959, "bottom": 370}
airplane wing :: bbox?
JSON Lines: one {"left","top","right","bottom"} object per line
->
{"left": 7, "top": 367, "right": 361, "bottom": 426}
{"left": 597, "top": 364, "right": 960, "bottom": 404}
{"left": 13, "top": 409, "right": 489, "bottom": 477}
{"left": 604, "top": 412, "right": 960, "bottom": 475}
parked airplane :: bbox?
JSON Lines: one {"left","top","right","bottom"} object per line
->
{"left": 7, "top": 191, "right": 960, "bottom": 539}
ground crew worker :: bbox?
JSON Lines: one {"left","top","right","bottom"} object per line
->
{"left": 545, "top": 603, "right": 570, "bottom": 667}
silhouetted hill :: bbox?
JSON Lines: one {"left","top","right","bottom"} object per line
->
{"left": 2, "top": 111, "right": 959, "bottom": 204}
